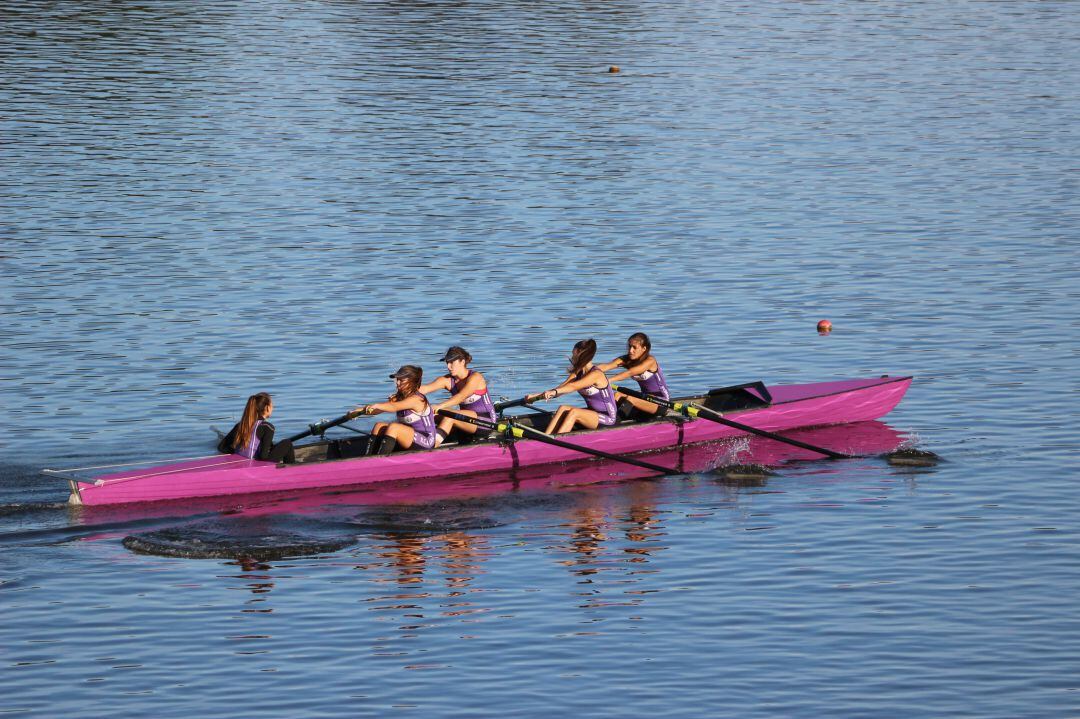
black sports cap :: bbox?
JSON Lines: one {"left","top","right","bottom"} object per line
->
{"left": 438, "top": 346, "right": 472, "bottom": 363}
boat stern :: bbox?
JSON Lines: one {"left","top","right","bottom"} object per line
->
{"left": 42, "top": 468, "right": 87, "bottom": 505}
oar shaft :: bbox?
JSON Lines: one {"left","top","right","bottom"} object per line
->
{"left": 437, "top": 410, "right": 676, "bottom": 474}
{"left": 613, "top": 384, "right": 848, "bottom": 460}
{"left": 494, "top": 396, "right": 533, "bottom": 412}
{"left": 285, "top": 410, "right": 361, "bottom": 443}
{"left": 494, "top": 395, "right": 554, "bottom": 417}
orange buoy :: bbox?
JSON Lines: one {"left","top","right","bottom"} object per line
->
{"left": 608, "top": 65, "right": 620, "bottom": 73}
{"left": 817, "top": 319, "right": 832, "bottom": 333}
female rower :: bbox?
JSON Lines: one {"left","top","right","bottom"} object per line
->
{"left": 355, "top": 365, "right": 439, "bottom": 455}
{"left": 528, "top": 338, "right": 618, "bottom": 435}
{"left": 217, "top": 392, "right": 295, "bottom": 463}
{"left": 597, "top": 332, "right": 671, "bottom": 420}
{"left": 420, "top": 346, "right": 496, "bottom": 446}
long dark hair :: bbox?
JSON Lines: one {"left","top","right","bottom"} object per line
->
{"left": 392, "top": 365, "right": 423, "bottom": 402}
{"left": 234, "top": 392, "right": 272, "bottom": 450}
{"left": 570, "top": 339, "right": 597, "bottom": 377}
{"left": 620, "top": 332, "right": 652, "bottom": 364}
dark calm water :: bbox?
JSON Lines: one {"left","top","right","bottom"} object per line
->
{"left": 2, "top": 1, "right": 1079, "bottom": 716}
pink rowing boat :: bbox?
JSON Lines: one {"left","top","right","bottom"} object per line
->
{"left": 47, "top": 376, "right": 912, "bottom": 506}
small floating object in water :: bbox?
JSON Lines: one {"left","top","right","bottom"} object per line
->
{"left": 885, "top": 449, "right": 941, "bottom": 467}
{"left": 712, "top": 464, "right": 775, "bottom": 484}
{"left": 608, "top": 65, "right": 620, "bottom": 73}
{"left": 817, "top": 319, "right": 832, "bottom": 334}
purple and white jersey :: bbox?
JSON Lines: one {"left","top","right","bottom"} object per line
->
{"left": 397, "top": 393, "right": 439, "bottom": 449}
{"left": 578, "top": 371, "right": 618, "bottom": 426}
{"left": 237, "top": 420, "right": 264, "bottom": 459}
{"left": 450, "top": 371, "right": 496, "bottom": 422}
{"left": 631, "top": 363, "right": 670, "bottom": 401}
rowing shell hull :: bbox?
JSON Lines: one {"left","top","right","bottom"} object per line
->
{"left": 64, "top": 376, "right": 911, "bottom": 506}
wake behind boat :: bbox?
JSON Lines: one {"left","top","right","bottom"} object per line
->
{"left": 46, "top": 376, "right": 912, "bottom": 506}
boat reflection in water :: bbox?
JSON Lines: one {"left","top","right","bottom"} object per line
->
{"left": 107, "top": 420, "right": 915, "bottom": 649}
{"left": 103, "top": 420, "right": 910, "bottom": 574}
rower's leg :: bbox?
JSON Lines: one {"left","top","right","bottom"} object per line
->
{"left": 544, "top": 406, "right": 570, "bottom": 434}
{"left": 366, "top": 423, "right": 388, "bottom": 455}
{"left": 268, "top": 440, "right": 295, "bottom": 464}
{"left": 382, "top": 422, "right": 416, "bottom": 451}
{"left": 555, "top": 408, "right": 599, "bottom": 434}
{"left": 626, "top": 394, "right": 660, "bottom": 415}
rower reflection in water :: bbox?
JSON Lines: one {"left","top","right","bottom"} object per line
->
{"left": 528, "top": 339, "right": 618, "bottom": 435}
{"left": 564, "top": 507, "right": 606, "bottom": 578}
{"left": 356, "top": 365, "right": 439, "bottom": 455}
{"left": 386, "top": 534, "right": 427, "bottom": 586}
{"left": 217, "top": 392, "right": 295, "bottom": 463}
{"left": 420, "top": 346, "right": 496, "bottom": 447}
{"left": 597, "top": 332, "right": 671, "bottom": 421}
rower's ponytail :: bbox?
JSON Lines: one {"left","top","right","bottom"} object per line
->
{"left": 234, "top": 392, "right": 272, "bottom": 450}
{"left": 570, "top": 339, "right": 597, "bottom": 377}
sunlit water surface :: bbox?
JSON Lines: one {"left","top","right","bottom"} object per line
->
{"left": 2, "top": 1, "right": 1079, "bottom": 716}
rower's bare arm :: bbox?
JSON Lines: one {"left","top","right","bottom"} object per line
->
{"left": 362, "top": 396, "right": 424, "bottom": 415}
{"left": 549, "top": 368, "right": 605, "bottom": 397}
{"left": 528, "top": 373, "right": 572, "bottom": 402}
{"left": 596, "top": 358, "right": 624, "bottom": 372}
{"left": 419, "top": 376, "right": 451, "bottom": 395}
{"left": 610, "top": 358, "right": 654, "bottom": 384}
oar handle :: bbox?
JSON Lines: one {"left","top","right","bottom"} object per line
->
{"left": 612, "top": 384, "right": 848, "bottom": 460}
{"left": 285, "top": 409, "right": 362, "bottom": 443}
{"left": 437, "top": 409, "right": 676, "bottom": 475}
{"left": 494, "top": 395, "right": 541, "bottom": 412}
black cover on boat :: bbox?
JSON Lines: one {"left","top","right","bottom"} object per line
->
{"left": 703, "top": 381, "right": 772, "bottom": 412}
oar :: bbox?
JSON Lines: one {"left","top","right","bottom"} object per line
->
{"left": 613, "top": 384, "right": 849, "bottom": 459}
{"left": 494, "top": 395, "right": 554, "bottom": 416}
{"left": 494, "top": 396, "right": 531, "bottom": 412}
{"left": 437, "top": 409, "right": 677, "bottom": 475}
{"left": 285, "top": 409, "right": 365, "bottom": 443}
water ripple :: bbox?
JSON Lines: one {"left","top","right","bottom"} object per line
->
{"left": 4, "top": 0, "right": 1080, "bottom": 716}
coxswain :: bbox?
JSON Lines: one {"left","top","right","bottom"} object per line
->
{"left": 217, "top": 392, "right": 296, "bottom": 463}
